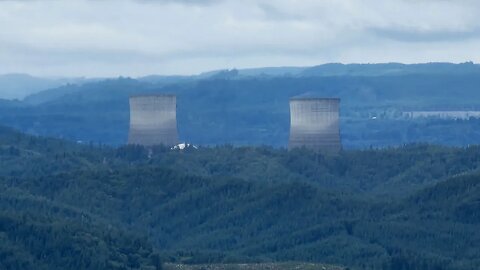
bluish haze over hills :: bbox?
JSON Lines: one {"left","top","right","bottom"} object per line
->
{"left": 1, "top": 63, "right": 480, "bottom": 148}
{"left": 0, "top": 74, "right": 92, "bottom": 100}
{"left": 3, "top": 62, "right": 479, "bottom": 100}
{"left": 2, "top": 1, "right": 480, "bottom": 269}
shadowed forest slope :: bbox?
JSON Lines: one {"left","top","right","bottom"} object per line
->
{"left": 0, "top": 126, "right": 479, "bottom": 269}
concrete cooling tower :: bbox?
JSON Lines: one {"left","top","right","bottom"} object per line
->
{"left": 128, "top": 94, "right": 179, "bottom": 146}
{"left": 288, "top": 97, "right": 341, "bottom": 153}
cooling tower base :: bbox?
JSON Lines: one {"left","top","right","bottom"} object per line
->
{"left": 128, "top": 129, "right": 178, "bottom": 147}
{"left": 128, "top": 94, "right": 179, "bottom": 147}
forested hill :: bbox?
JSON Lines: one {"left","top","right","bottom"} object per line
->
{"left": 1, "top": 63, "right": 480, "bottom": 147}
{"left": 1, "top": 126, "right": 480, "bottom": 269}
{"left": 0, "top": 126, "right": 163, "bottom": 269}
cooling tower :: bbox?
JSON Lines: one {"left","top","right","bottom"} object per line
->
{"left": 288, "top": 97, "right": 341, "bottom": 152}
{"left": 128, "top": 94, "right": 179, "bottom": 146}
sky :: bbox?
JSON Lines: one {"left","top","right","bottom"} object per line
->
{"left": 0, "top": 0, "right": 479, "bottom": 77}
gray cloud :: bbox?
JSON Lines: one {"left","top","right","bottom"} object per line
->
{"left": 134, "top": 0, "right": 220, "bottom": 5}
{"left": 257, "top": 3, "right": 304, "bottom": 22}
{"left": 370, "top": 27, "right": 480, "bottom": 42}
{"left": 0, "top": 0, "right": 479, "bottom": 77}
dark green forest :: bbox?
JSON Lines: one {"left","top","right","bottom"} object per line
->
{"left": 1, "top": 126, "right": 480, "bottom": 269}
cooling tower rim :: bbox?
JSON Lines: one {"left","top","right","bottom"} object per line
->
{"left": 130, "top": 93, "right": 176, "bottom": 98}
{"left": 290, "top": 97, "right": 340, "bottom": 101}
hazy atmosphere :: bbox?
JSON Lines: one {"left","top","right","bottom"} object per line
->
{"left": 1, "top": 0, "right": 479, "bottom": 77}
{"left": 2, "top": 1, "right": 480, "bottom": 270}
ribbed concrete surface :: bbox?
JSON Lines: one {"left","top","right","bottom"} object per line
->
{"left": 288, "top": 98, "right": 341, "bottom": 153}
{"left": 128, "top": 94, "right": 178, "bottom": 146}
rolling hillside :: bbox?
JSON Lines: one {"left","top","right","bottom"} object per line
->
{"left": 2, "top": 65, "right": 480, "bottom": 147}
{"left": 1, "top": 126, "right": 480, "bottom": 269}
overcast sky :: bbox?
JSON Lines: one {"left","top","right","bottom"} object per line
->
{"left": 0, "top": 0, "right": 479, "bottom": 77}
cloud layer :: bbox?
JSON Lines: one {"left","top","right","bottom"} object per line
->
{"left": 0, "top": 0, "right": 479, "bottom": 76}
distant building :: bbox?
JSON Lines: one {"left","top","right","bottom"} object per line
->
{"left": 288, "top": 97, "right": 341, "bottom": 153}
{"left": 403, "top": 111, "right": 480, "bottom": 120}
{"left": 128, "top": 94, "right": 178, "bottom": 146}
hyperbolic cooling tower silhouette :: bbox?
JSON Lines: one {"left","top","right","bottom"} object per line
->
{"left": 128, "top": 94, "right": 178, "bottom": 146}
{"left": 288, "top": 97, "right": 341, "bottom": 152}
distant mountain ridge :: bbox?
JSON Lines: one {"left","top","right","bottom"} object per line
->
{"left": 2, "top": 62, "right": 480, "bottom": 147}
{"left": 0, "top": 73, "right": 95, "bottom": 100}
{"left": 5, "top": 62, "right": 479, "bottom": 102}
{"left": 300, "top": 62, "right": 480, "bottom": 76}
{"left": 200, "top": 62, "right": 480, "bottom": 78}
